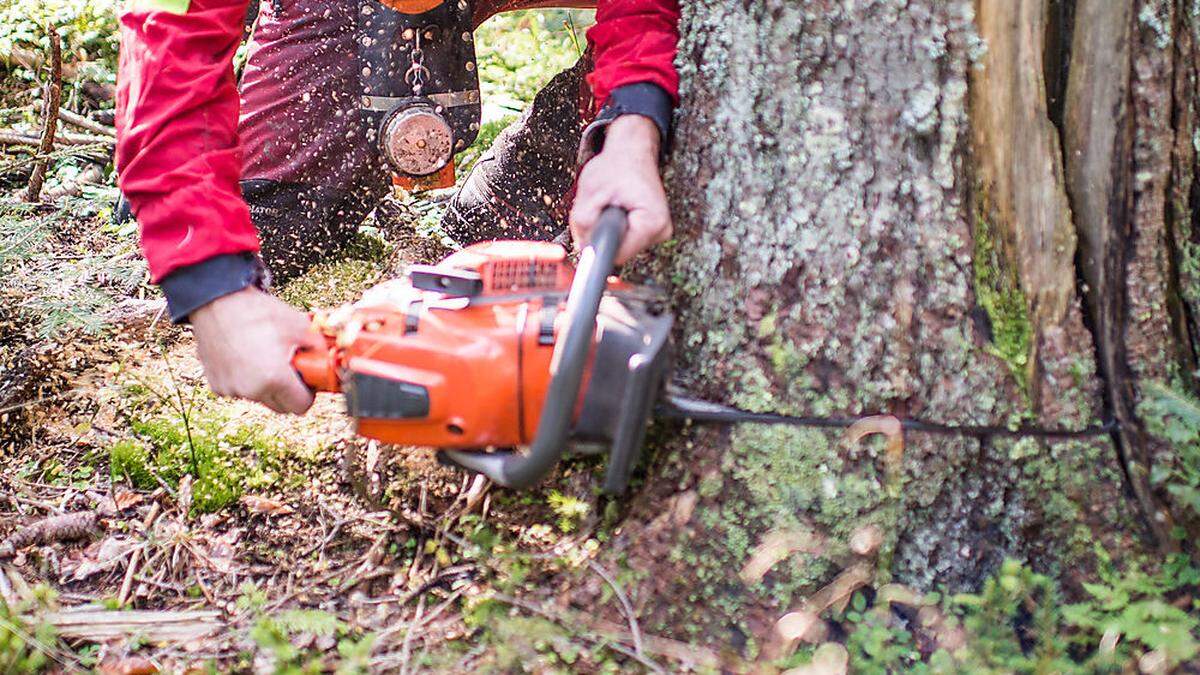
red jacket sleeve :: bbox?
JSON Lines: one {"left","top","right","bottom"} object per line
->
{"left": 585, "top": 0, "right": 680, "bottom": 108}
{"left": 116, "top": 0, "right": 258, "bottom": 283}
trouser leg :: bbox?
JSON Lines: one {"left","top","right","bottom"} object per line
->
{"left": 440, "top": 52, "right": 593, "bottom": 245}
{"left": 237, "top": 0, "right": 389, "bottom": 284}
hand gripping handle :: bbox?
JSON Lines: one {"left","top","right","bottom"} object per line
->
{"left": 443, "top": 206, "right": 628, "bottom": 488}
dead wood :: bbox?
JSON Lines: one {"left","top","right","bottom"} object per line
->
{"left": 42, "top": 163, "right": 103, "bottom": 201}
{"left": 39, "top": 608, "right": 222, "bottom": 642}
{"left": 56, "top": 107, "right": 115, "bottom": 137}
{"left": 0, "top": 130, "right": 114, "bottom": 148}
{"left": 25, "top": 30, "right": 62, "bottom": 203}
{"left": 0, "top": 512, "right": 99, "bottom": 557}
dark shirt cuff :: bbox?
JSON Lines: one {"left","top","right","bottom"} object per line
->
{"left": 578, "top": 82, "right": 675, "bottom": 164}
{"left": 159, "top": 252, "right": 269, "bottom": 324}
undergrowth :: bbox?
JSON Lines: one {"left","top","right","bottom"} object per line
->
{"left": 1138, "top": 380, "right": 1200, "bottom": 521}
{"left": 474, "top": 10, "right": 590, "bottom": 110}
{"left": 0, "top": 0, "right": 117, "bottom": 97}
{"left": 0, "top": 190, "right": 144, "bottom": 340}
{"left": 0, "top": 585, "right": 63, "bottom": 673}
{"left": 237, "top": 582, "right": 375, "bottom": 674}
{"left": 110, "top": 383, "right": 313, "bottom": 514}
{"left": 797, "top": 554, "right": 1200, "bottom": 674}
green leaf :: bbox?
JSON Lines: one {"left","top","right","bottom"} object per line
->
{"left": 852, "top": 591, "right": 867, "bottom": 612}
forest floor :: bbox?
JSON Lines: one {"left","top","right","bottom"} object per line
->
{"left": 1, "top": 190, "right": 675, "bottom": 673}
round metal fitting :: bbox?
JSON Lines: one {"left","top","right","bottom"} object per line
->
{"left": 380, "top": 105, "right": 454, "bottom": 176}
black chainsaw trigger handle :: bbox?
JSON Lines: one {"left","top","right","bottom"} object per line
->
{"left": 443, "top": 206, "right": 628, "bottom": 488}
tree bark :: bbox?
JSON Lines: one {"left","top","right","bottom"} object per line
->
{"left": 603, "top": 0, "right": 1200, "bottom": 645}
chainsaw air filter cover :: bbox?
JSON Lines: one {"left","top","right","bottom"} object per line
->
{"left": 294, "top": 230, "right": 672, "bottom": 492}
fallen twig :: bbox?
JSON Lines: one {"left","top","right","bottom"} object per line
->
{"left": 25, "top": 30, "right": 62, "bottom": 202}
{"left": 118, "top": 502, "right": 162, "bottom": 607}
{"left": 586, "top": 559, "right": 646, "bottom": 662}
{"left": 8, "top": 494, "right": 65, "bottom": 515}
{"left": 374, "top": 587, "right": 466, "bottom": 671}
{"left": 56, "top": 107, "right": 115, "bottom": 137}
{"left": 0, "top": 130, "right": 114, "bottom": 147}
{"left": 0, "top": 567, "right": 16, "bottom": 606}
{"left": 396, "top": 594, "right": 425, "bottom": 675}
{"left": 489, "top": 593, "right": 673, "bottom": 673}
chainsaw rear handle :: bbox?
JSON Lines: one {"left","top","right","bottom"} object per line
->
{"left": 293, "top": 337, "right": 339, "bottom": 393}
{"left": 443, "top": 206, "right": 628, "bottom": 488}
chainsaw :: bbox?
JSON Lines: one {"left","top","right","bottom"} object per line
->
{"left": 292, "top": 208, "right": 1118, "bottom": 493}
{"left": 293, "top": 207, "right": 671, "bottom": 492}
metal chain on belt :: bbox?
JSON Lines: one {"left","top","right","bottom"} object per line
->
{"left": 405, "top": 26, "right": 433, "bottom": 95}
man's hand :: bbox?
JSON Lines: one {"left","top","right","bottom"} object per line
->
{"left": 189, "top": 287, "right": 316, "bottom": 414}
{"left": 570, "top": 115, "right": 671, "bottom": 264}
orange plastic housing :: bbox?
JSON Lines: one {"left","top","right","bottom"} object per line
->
{"left": 293, "top": 240, "right": 595, "bottom": 448}
{"left": 391, "top": 162, "right": 456, "bottom": 192}
{"left": 377, "top": 0, "right": 445, "bottom": 13}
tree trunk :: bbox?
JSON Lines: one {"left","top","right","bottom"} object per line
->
{"left": 608, "top": 0, "right": 1199, "bottom": 646}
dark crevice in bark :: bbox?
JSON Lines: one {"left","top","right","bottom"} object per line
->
{"left": 1044, "top": 0, "right": 1076, "bottom": 132}
{"left": 1189, "top": 146, "right": 1200, "bottom": 383}
{"left": 1061, "top": 3, "right": 1176, "bottom": 551}
{"left": 1067, "top": 182, "right": 1144, "bottom": 524}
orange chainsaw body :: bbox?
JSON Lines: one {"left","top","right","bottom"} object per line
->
{"left": 293, "top": 240, "right": 639, "bottom": 448}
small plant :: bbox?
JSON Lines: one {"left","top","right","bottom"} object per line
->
{"left": 1138, "top": 381, "right": 1200, "bottom": 519}
{"left": 950, "top": 559, "right": 1077, "bottom": 672}
{"left": 946, "top": 555, "right": 1200, "bottom": 672}
{"left": 546, "top": 490, "right": 589, "bottom": 533}
{"left": 108, "top": 439, "right": 154, "bottom": 488}
{"left": 1060, "top": 549, "right": 1200, "bottom": 667}
{"left": 840, "top": 591, "right": 923, "bottom": 674}
{"left": 0, "top": 586, "right": 62, "bottom": 673}
{"left": 249, "top": 609, "right": 360, "bottom": 674}
{"left": 235, "top": 581, "right": 269, "bottom": 614}
{"left": 109, "top": 401, "right": 304, "bottom": 514}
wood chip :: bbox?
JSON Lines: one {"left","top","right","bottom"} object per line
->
{"left": 240, "top": 495, "right": 294, "bottom": 515}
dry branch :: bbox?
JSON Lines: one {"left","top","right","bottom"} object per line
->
{"left": 0, "top": 131, "right": 114, "bottom": 148}
{"left": 56, "top": 108, "right": 116, "bottom": 137}
{"left": 489, "top": 593, "right": 716, "bottom": 671}
{"left": 25, "top": 30, "right": 62, "bottom": 202}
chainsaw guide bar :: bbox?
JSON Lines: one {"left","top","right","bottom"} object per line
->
{"left": 293, "top": 207, "right": 1115, "bottom": 495}
{"left": 657, "top": 389, "right": 1119, "bottom": 440}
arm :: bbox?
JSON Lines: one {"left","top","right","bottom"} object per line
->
{"left": 116, "top": 0, "right": 259, "bottom": 298}
{"left": 116, "top": 0, "right": 313, "bottom": 413}
{"left": 585, "top": 0, "right": 680, "bottom": 118}
{"left": 570, "top": 0, "right": 680, "bottom": 263}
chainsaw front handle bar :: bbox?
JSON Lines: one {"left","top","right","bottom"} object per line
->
{"left": 443, "top": 206, "right": 628, "bottom": 488}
